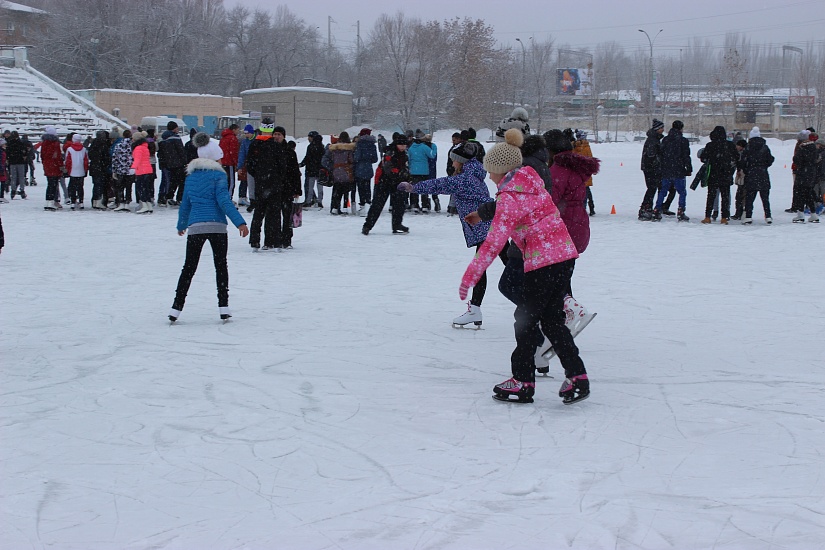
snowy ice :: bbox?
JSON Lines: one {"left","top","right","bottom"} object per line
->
{"left": 1, "top": 135, "right": 824, "bottom": 549}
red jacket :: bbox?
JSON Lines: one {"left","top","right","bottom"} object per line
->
{"left": 219, "top": 128, "right": 239, "bottom": 167}
{"left": 40, "top": 135, "right": 64, "bottom": 177}
{"left": 64, "top": 142, "right": 89, "bottom": 177}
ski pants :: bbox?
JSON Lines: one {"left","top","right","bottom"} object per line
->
{"left": 173, "top": 232, "right": 229, "bottom": 311}
{"left": 705, "top": 184, "right": 731, "bottom": 219}
{"left": 363, "top": 181, "right": 405, "bottom": 231}
{"left": 68, "top": 176, "right": 85, "bottom": 203}
{"left": 511, "top": 260, "right": 586, "bottom": 384}
{"left": 656, "top": 178, "right": 687, "bottom": 210}
{"left": 745, "top": 188, "right": 771, "bottom": 219}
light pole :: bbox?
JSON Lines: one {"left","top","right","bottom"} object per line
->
{"left": 638, "top": 29, "right": 662, "bottom": 119}
{"left": 90, "top": 38, "right": 100, "bottom": 88}
{"left": 515, "top": 38, "right": 526, "bottom": 106}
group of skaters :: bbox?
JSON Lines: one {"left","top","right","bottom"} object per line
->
{"left": 639, "top": 119, "right": 825, "bottom": 225}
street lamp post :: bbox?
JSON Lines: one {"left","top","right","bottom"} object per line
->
{"left": 515, "top": 38, "right": 526, "bottom": 106}
{"left": 638, "top": 29, "right": 662, "bottom": 119}
{"left": 90, "top": 38, "right": 100, "bottom": 88}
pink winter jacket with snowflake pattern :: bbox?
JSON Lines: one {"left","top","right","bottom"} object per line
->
{"left": 461, "top": 166, "right": 579, "bottom": 290}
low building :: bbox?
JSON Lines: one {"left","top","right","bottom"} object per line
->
{"left": 0, "top": 1, "right": 47, "bottom": 46}
{"left": 240, "top": 87, "right": 353, "bottom": 138}
{"left": 74, "top": 89, "right": 242, "bottom": 135}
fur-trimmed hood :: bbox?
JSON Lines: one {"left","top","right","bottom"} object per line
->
{"left": 186, "top": 157, "right": 224, "bottom": 175}
{"left": 329, "top": 142, "right": 356, "bottom": 152}
{"left": 551, "top": 150, "right": 600, "bottom": 179}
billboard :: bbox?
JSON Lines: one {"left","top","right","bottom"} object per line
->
{"left": 557, "top": 67, "right": 594, "bottom": 96}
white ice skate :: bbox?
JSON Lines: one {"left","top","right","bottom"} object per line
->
{"left": 452, "top": 303, "right": 482, "bottom": 329}
{"left": 540, "top": 296, "right": 597, "bottom": 361}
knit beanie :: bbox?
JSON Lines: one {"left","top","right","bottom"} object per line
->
{"left": 72, "top": 134, "right": 82, "bottom": 142}
{"left": 483, "top": 129, "right": 524, "bottom": 174}
{"left": 450, "top": 141, "right": 479, "bottom": 165}
{"left": 651, "top": 119, "right": 664, "bottom": 131}
{"left": 796, "top": 130, "right": 810, "bottom": 141}
{"left": 192, "top": 132, "right": 211, "bottom": 148}
{"left": 359, "top": 128, "right": 372, "bottom": 136}
{"left": 243, "top": 124, "right": 255, "bottom": 134}
{"left": 259, "top": 118, "right": 275, "bottom": 133}
{"left": 45, "top": 125, "right": 57, "bottom": 136}
{"left": 543, "top": 129, "right": 574, "bottom": 154}
{"left": 749, "top": 126, "right": 761, "bottom": 139}
{"left": 273, "top": 126, "right": 286, "bottom": 137}
{"left": 672, "top": 120, "right": 684, "bottom": 131}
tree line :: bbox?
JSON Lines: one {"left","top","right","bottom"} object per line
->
{"left": 24, "top": 0, "right": 825, "bottom": 132}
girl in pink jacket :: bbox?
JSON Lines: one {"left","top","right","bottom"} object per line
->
{"left": 131, "top": 131, "right": 154, "bottom": 214}
{"left": 460, "top": 129, "right": 590, "bottom": 405}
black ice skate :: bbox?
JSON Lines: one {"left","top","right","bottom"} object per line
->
{"left": 492, "top": 378, "right": 535, "bottom": 404}
{"left": 558, "top": 374, "right": 590, "bottom": 405}
{"left": 677, "top": 208, "right": 690, "bottom": 222}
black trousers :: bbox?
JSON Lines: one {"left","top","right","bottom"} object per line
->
{"left": 705, "top": 184, "right": 731, "bottom": 219}
{"left": 641, "top": 172, "right": 659, "bottom": 210}
{"left": 166, "top": 167, "right": 186, "bottom": 202}
{"left": 45, "top": 176, "right": 60, "bottom": 201}
{"left": 68, "top": 176, "right": 85, "bottom": 203}
{"left": 512, "top": 260, "right": 586, "bottom": 383}
{"left": 330, "top": 182, "right": 351, "bottom": 211}
{"left": 364, "top": 182, "right": 405, "bottom": 231}
{"left": 173, "top": 233, "right": 229, "bottom": 310}
{"left": 250, "top": 194, "right": 292, "bottom": 247}
{"left": 745, "top": 188, "right": 771, "bottom": 219}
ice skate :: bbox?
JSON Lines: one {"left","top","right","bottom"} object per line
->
{"left": 452, "top": 303, "right": 482, "bottom": 329}
{"left": 219, "top": 307, "right": 232, "bottom": 322}
{"left": 358, "top": 204, "right": 367, "bottom": 217}
{"left": 765, "top": 217, "right": 772, "bottom": 225}
{"left": 392, "top": 225, "right": 409, "bottom": 235}
{"left": 559, "top": 374, "right": 590, "bottom": 405}
{"left": 492, "top": 377, "right": 535, "bottom": 404}
{"left": 809, "top": 212, "right": 820, "bottom": 223}
{"left": 43, "top": 200, "right": 56, "bottom": 211}
{"left": 742, "top": 217, "right": 753, "bottom": 225}
{"left": 168, "top": 308, "right": 181, "bottom": 324}
{"left": 541, "top": 298, "right": 597, "bottom": 362}
{"left": 792, "top": 212, "right": 805, "bottom": 223}
{"left": 535, "top": 341, "right": 553, "bottom": 376}
{"left": 677, "top": 208, "right": 690, "bottom": 222}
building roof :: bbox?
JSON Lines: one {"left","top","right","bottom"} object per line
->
{"left": 74, "top": 88, "right": 238, "bottom": 99}
{"left": 241, "top": 86, "right": 353, "bottom": 97}
{"left": 0, "top": 1, "right": 48, "bottom": 15}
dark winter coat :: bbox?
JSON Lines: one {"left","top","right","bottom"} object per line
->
{"left": 353, "top": 134, "right": 378, "bottom": 180}
{"left": 792, "top": 141, "right": 819, "bottom": 188}
{"left": 40, "top": 134, "right": 63, "bottom": 177}
{"left": 660, "top": 128, "right": 692, "bottom": 179}
{"left": 5, "top": 136, "right": 26, "bottom": 165}
{"left": 377, "top": 135, "right": 387, "bottom": 156}
{"left": 550, "top": 151, "right": 599, "bottom": 254}
{"left": 446, "top": 142, "right": 461, "bottom": 176}
{"left": 299, "top": 135, "right": 325, "bottom": 177}
{"left": 411, "top": 158, "right": 493, "bottom": 247}
{"left": 88, "top": 137, "right": 111, "bottom": 178}
{"left": 641, "top": 128, "right": 664, "bottom": 176}
{"left": 741, "top": 137, "right": 774, "bottom": 191}
{"left": 699, "top": 126, "right": 738, "bottom": 186}
{"left": 158, "top": 131, "right": 187, "bottom": 169}
{"left": 378, "top": 147, "right": 409, "bottom": 188}
{"left": 322, "top": 142, "right": 356, "bottom": 184}
{"left": 184, "top": 140, "right": 199, "bottom": 164}
{"left": 246, "top": 136, "right": 301, "bottom": 199}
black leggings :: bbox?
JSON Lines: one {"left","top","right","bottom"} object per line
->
{"left": 173, "top": 233, "right": 229, "bottom": 310}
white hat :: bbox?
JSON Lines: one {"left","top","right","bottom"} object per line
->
{"left": 197, "top": 138, "right": 223, "bottom": 162}
{"left": 749, "top": 126, "right": 761, "bottom": 139}
{"left": 45, "top": 125, "right": 57, "bottom": 136}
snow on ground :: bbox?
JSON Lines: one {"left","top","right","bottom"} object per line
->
{"left": 1, "top": 137, "right": 824, "bottom": 549}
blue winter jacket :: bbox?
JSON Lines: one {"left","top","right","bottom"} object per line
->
{"left": 353, "top": 134, "right": 378, "bottom": 179}
{"left": 411, "top": 158, "right": 493, "bottom": 247}
{"left": 407, "top": 141, "right": 436, "bottom": 176}
{"left": 237, "top": 136, "right": 253, "bottom": 170}
{"left": 177, "top": 158, "right": 247, "bottom": 232}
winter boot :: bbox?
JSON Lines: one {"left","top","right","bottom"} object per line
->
{"left": 677, "top": 208, "right": 690, "bottom": 222}
{"left": 492, "top": 378, "right": 535, "bottom": 403}
{"left": 720, "top": 218, "right": 729, "bottom": 225}
{"left": 701, "top": 217, "right": 712, "bottom": 224}
{"left": 559, "top": 374, "right": 590, "bottom": 404}
{"left": 453, "top": 303, "right": 482, "bottom": 328}
{"left": 793, "top": 212, "right": 805, "bottom": 223}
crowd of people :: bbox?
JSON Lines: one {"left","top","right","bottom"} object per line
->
{"left": 639, "top": 120, "right": 825, "bottom": 224}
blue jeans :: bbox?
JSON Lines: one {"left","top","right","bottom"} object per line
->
{"left": 656, "top": 178, "right": 687, "bottom": 210}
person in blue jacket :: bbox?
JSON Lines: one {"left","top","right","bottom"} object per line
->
{"left": 353, "top": 128, "right": 378, "bottom": 216}
{"left": 169, "top": 134, "right": 249, "bottom": 323}
{"left": 406, "top": 131, "right": 437, "bottom": 213}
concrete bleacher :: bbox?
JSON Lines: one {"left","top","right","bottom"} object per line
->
{"left": 0, "top": 47, "right": 126, "bottom": 138}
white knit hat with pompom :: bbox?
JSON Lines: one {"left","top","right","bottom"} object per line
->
{"left": 483, "top": 128, "right": 524, "bottom": 175}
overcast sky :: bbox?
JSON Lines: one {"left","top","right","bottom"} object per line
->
{"left": 227, "top": 0, "right": 824, "bottom": 56}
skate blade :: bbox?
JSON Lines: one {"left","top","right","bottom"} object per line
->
{"left": 492, "top": 394, "right": 533, "bottom": 404}
{"left": 562, "top": 393, "right": 590, "bottom": 405}
{"left": 452, "top": 323, "right": 482, "bottom": 330}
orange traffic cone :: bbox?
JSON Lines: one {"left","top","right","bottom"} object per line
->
{"left": 620, "top": 162, "right": 623, "bottom": 167}
{"left": 610, "top": 205, "right": 616, "bottom": 214}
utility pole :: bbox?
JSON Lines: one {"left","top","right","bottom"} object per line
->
{"left": 355, "top": 20, "right": 361, "bottom": 124}
{"left": 679, "top": 48, "right": 684, "bottom": 113}
{"left": 515, "top": 38, "right": 526, "bottom": 106}
{"left": 328, "top": 16, "right": 333, "bottom": 52}
{"left": 639, "top": 29, "right": 663, "bottom": 120}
